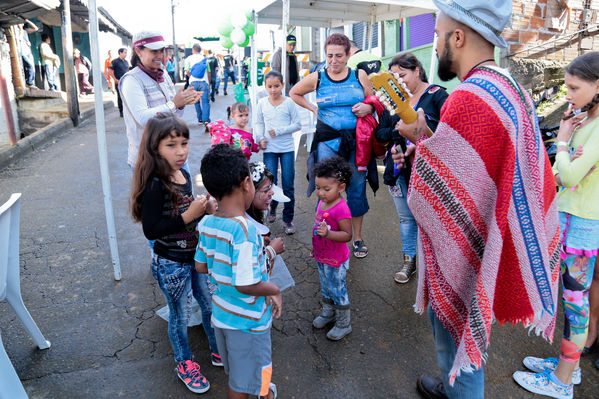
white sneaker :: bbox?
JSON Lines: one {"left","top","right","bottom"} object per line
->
{"left": 513, "top": 370, "right": 573, "bottom": 399}
{"left": 522, "top": 356, "right": 581, "bottom": 385}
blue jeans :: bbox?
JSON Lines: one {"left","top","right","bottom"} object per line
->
{"left": 390, "top": 175, "right": 417, "bottom": 257}
{"left": 263, "top": 151, "right": 295, "bottom": 223}
{"left": 317, "top": 260, "right": 350, "bottom": 307}
{"left": 190, "top": 80, "right": 210, "bottom": 122}
{"left": 22, "top": 54, "right": 35, "bottom": 86}
{"left": 191, "top": 270, "right": 218, "bottom": 354}
{"left": 316, "top": 142, "right": 368, "bottom": 217}
{"left": 428, "top": 306, "right": 484, "bottom": 398}
{"left": 43, "top": 64, "right": 57, "bottom": 91}
{"left": 223, "top": 68, "right": 236, "bottom": 93}
{"left": 151, "top": 254, "right": 218, "bottom": 362}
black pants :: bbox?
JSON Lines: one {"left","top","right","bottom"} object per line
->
{"left": 210, "top": 77, "right": 217, "bottom": 101}
{"left": 116, "top": 87, "right": 123, "bottom": 115}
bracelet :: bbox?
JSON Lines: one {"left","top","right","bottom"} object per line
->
{"left": 556, "top": 141, "right": 569, "bottom": 148}
{"left": 265, "top": 245, "right": 276, "bottom": 261}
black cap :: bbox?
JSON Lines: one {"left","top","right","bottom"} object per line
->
{"left": 286, "top": 34, "right": 296, "bottom": 43}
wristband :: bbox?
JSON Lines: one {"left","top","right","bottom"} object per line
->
{"left": 265, "top": 245, "right": 276, "bottom": 260}
{"left": 556, "top": 141, "right": 569, "bottom": 148}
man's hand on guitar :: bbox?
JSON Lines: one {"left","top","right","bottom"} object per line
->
{"left": 397, "top": 108, "right": 429, "bottom": 143}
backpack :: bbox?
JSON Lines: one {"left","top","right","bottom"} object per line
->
{"left": 190, "top": 58, "right": 207, "bottom": 79}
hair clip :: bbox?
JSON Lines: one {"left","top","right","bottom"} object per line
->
{"left": 251, "top": 162, "right": 266, "bottom": 183}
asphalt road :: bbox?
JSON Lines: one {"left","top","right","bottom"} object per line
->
{"left": 1, "top": 88, "right": 598, "bottom": 398}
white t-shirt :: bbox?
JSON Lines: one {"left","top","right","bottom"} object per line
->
{"left": 185, "top": 53, "right": 209, "bottom": 84}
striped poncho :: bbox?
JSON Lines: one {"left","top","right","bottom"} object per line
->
{"left": 409, "top": 66, "right": 561, "bottom": 383}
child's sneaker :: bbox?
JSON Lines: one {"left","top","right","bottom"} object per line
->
{"left": 513, "top": 370, "right": 572, "bottom": 399}
{"left": 175, "top": 360, "right": 210, "bottom": 393}
{"left": 523, "top": 356, "right": 581, "bottom": 385}
{"left": 269, "top": 382, "right": 277, "bottom": 399}
{"left": 211, "top": 352, "right": 223, "bottom": 367}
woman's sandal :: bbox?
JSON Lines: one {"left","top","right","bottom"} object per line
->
{"left": 353, "top": 240, "right": 368, "bottom": 258}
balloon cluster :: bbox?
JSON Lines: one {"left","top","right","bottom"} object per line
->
{"left": 218, "top": 10, "right": 255, "bottom": 49}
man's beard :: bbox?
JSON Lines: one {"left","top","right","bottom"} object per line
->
{"left": 437, "top": 39, "right": 457, "bottom": 82}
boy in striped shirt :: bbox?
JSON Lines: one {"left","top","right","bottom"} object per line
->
{"left": 195, "top": 144, "right": 281, "bottom": 399}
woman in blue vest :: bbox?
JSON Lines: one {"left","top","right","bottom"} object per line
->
{"left": 291, "top": 33, "right": 374, "bottom": 258}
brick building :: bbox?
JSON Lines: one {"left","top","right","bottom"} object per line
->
{"left": 502, "top": 0, "right": 598, "bottom": 93}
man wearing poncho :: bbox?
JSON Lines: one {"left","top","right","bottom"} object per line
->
{"left": 394, "top": 1, "right": 561, "bottom": 397}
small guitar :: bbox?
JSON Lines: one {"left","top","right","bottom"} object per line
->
{"left": 369, "top": 71, "right": 433, "bottom": 138}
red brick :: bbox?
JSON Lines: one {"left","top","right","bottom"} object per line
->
{"left": 512, "top": 16, "right": 531, "bottom": 29}
{"left": 513, "top": 1, "right": 524, "bottom": 14}
{"left": 524, "top": 3, "right": 545, "bottom": 17}
{"left": 520, "top": 30, "right": 538, "bottom": 43}
{"left": 510, "top": 44, "right": 526, "bottom": 54}
{"left": 538, "top": 32, "right": 555, "bottom": 41}
{"left": 502, "top": 29, "right": 520, "bottom": 42}
{"left": 530, "top": 16, "right": 545, "bottom": 30}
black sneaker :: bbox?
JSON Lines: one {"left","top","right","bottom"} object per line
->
{"left": 417, "top": 376, "right": 447, "bottom": 399}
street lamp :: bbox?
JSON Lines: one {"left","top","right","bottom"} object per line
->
{"left": 171, "top": 0, "right": 180, "bottom": 83}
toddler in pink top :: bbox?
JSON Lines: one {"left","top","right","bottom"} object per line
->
{"left": 208, "top": 102, "right": 261, "bottom": 160}
{"left": 311, "top": 156, "right": 353, "bottom": 341}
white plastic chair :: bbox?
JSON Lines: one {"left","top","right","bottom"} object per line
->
{"left": 1, "top": 193, "right": 51, "bottom": 399}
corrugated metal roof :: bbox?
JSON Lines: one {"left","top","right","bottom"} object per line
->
{"left": 0, "top": 0, "right": 131, "bottom": 39}
{"left": 0, "top": 0, "right": 60, "bottom": 27}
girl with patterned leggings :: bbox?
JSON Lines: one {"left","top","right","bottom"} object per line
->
{"left": 513, "top": 52, "right": 599, "bottom": 399}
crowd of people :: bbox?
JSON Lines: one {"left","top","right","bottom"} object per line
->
{"left": 108, "top": 0, "right": 599, "bottom": 398}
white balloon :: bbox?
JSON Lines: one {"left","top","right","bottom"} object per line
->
{"left": 231, "top": 28, "right": 247, "bottom": 45}
{"left": 232, "top": 11, "right": 248, "bottom": 28}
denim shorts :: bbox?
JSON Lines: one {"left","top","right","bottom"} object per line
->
{"left": 317, "top": 141, "right": 368, "bottom": 217}
{"left": 214, "top": 327, "right": 272, "bottom": 396}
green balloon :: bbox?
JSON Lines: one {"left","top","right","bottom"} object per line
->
{"left": 242, "top": 21, "right": 255, "bottom": 36}
{"left": 218, "top": 20, "right": 234, "bottom": 37}
{"left": 239, "top": 36, "right": 250, "bottom": 47}
{"left": 220, "top": 36, "right": 234, "bottom": 49}
{"left": 245, "top": 10, "right": 253, "bottom": 19}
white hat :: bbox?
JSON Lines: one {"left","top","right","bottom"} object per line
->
{"left": 271, "top": 184, "right": 290, "bottom": 203}
{"left": 132, "top": 30, "right": 167, "bottom": 50}
{"left": 433, "top": 0, "right": 511, "bottom": 49}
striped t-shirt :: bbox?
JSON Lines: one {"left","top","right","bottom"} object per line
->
{"left": 195, "top": 215, "right": 272, "bottom": 333}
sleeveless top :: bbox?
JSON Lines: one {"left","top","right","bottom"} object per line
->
{"left": 316, "top": 68, "right": 364, "bottom": 131}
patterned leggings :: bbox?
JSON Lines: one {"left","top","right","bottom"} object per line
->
{"left": 560, "top": 253, "right": 597, "bottom": 362}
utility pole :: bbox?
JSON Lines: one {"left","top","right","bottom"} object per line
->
{"left": 171, "top": 0, "right": 179, "bottom": 83}
{"left": 60, "top": 0, "right": 80, "bottom": 126}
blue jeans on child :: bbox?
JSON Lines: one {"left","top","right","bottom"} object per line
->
{"left": 151, "top": 254, "right": 218, "bottom": 362}
{"left": 390, "top": 175, "right": 418, "bottom": 257}
{"left": 317, "top": 260, "right": 350, "bottom": 307}
{"left": 428, "top": 306, "right": 484, "bottom": 398}
{"left": 316, "top": 142, "right": 368, "bottom": 217}
{"left": 190, "top": 80, "right": 211, "bottom": 122}
{"left": 263, "top": 151, "right": 295, "bottom": 223}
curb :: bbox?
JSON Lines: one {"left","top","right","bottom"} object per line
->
{"left": 0, "top": 100, "right": 114, "bottom": 171}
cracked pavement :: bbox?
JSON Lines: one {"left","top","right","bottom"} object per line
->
{"left": 1, "top": 91, "right": 598, "bottom": 398}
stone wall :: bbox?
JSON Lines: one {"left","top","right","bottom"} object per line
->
{"left": 507, "top": 58, "right": 566, "bottom": 95}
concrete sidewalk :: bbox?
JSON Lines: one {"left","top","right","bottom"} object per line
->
{"left": 0, "top": 91, "right": 598, "bottom": 399}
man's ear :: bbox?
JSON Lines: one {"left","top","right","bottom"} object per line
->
{"left": 454, "top": 28, "right": 466, "bottom": 48}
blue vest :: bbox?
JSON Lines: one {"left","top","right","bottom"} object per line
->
{"left": 316, "top": 68, "right": 364, "bottom": 131}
